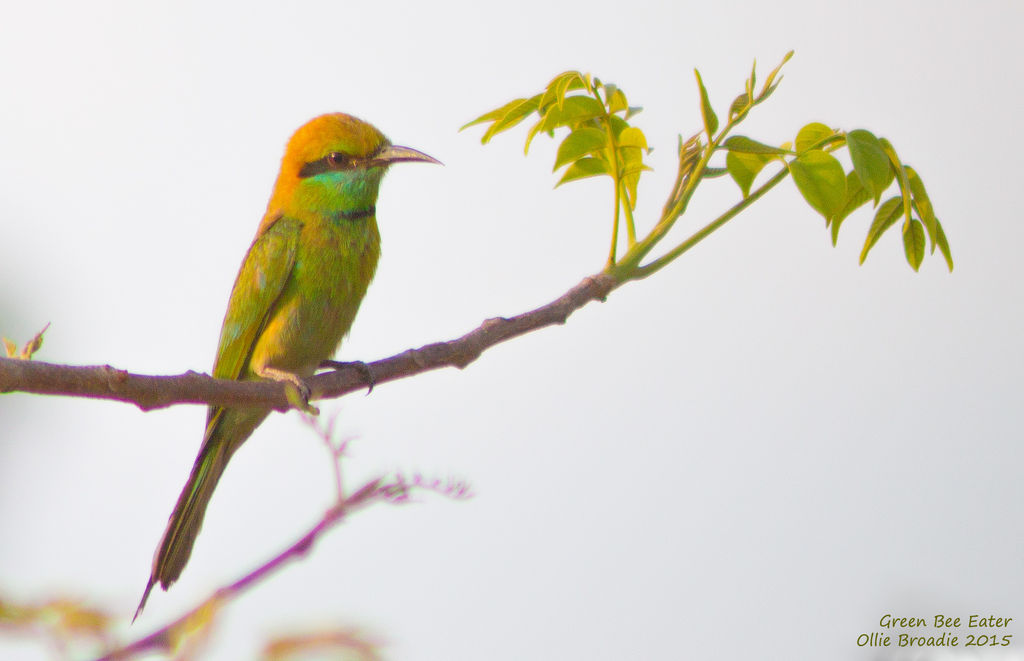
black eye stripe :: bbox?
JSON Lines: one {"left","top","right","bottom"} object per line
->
{"left": 298, "top": 151, "right": 357, "bottom": 178}
{"left": 328, "top": 151, "right": 351, "bottom": 167}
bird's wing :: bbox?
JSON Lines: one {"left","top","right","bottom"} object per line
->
{"left": 210, "top": 214, "right": 301, "bottom": 393}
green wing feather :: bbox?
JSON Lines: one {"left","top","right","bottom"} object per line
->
{"left": 203, "top": 215, "right": 302, "bottom": 433}
{"left": 212, "top": 215, "right": 302, "bottom": 383}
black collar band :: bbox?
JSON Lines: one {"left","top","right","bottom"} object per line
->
{"left": 338, "top": 206, "right": 375, "bottom": 221}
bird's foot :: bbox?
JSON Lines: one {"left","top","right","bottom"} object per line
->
{"left": 319, "top": 359, "right": 376, "bottom": 395}
{"left": 257, "top": 366, "right": 320, "bottom": 415}
{"left": 284, "top": 381, "right": 319, "bottom": 415}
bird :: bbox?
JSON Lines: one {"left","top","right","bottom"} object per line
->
{"left": 134, "top": 113, "right": 439, "bottom": 621}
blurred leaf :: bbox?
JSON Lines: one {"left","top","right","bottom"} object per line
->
{"left": 625, "top": 105, "right": 643, "bottom": 119}
{"left": 935, "top": 219, "right": 954, "bottom": 271}
{"left": 46, "top": 599, "right": 111, "bottom": 636}
{"left": 702, "top": 167, "right": 729, "bottom": 178}
{"left": 694, "top": 69, "right": 719, "bottom": 138}
{"left": 553, "top": 127, "right": 608, "bottom": 171}
{"left": 905, "top": 165, "right": 937, "bottom": 249}
{"left": 0, "top": 597, "right": 39, "bottom": 623}
{"left": 903, "top": 217, "right": 926, "bottom": 271}
{"left": 724, "top": 135, "right": 789, "bottom": 155}
{"left": 846, "top": 129, "right": 892, "bottom": 205}
{"left": 3, "top": 322, "right": 49, "bottom": 359}
{"left": 727, "top": 150, "right": 772, "bottom": 197}
{"left": 788, "top": 150, "right": 847, "bottom": 220}
{"left": 23, "top": 323, "right": 49, "bottom": 359}
{"left": 264, "top": 629, "right": 383, "bottom": 661}
{"left": 555, "top": 157, "right": 610, "bottom": 187}
{"left": 860, "top": 195, "right": 903, "bottom": 263}
{"left": 795, "top": 122, "right": 833, "bottom": 153}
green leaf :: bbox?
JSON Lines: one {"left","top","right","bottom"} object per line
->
{"left": 860, "top": 195, "right": 903, "bottom": 264}
{"left": 702, "top": 167, "right": 729, "bottom": 178}
{"left": 846, "top": 129, "right": 892, "bottom": 205}
{"left": 625, "top": 105, "right": 643, "bottom": 120}
{"left": 723, "top": 135, "right": 789, "bottom": 155}
{"left": 832, "top": 179, "right": 856, "bottom": 241}
{"left": 524, "top": 95, "right": 605, "bottom": 154}
{"left": 795, "top": 122, "right": 833, "bottom": 153}
{"left": 540, "top": 95, "right": 606, "bottom": 132}
{"left": 460, "top": 98, "right": 524, "bottom": 132}
{"left": 540, "top": 71, "right": 586, "bottom": 112}
{"left": 554, "top": 157, "right": 610, "bottom": 187}
{"left": 903, "top": 217, "right": 926, "bottom": 271}
{"left": 836, "top": 171, "right": 871, "bottom": 222}
{"left": 831, "top": 171, "right": 871, "bottom": 245}
{"left": 553, "top": 127, "right": 608, "bottom": 171}
{"left": 758, "top": 50, "right": 794, "bottom": 100}
{"left": 726, "top": 150, "right": 772, "bottom": 197}
{"left": 747, "top": 59, "right": 757, "bottom": 101}
{"left": 729, "top": 93, "right": 749, "bottom": 119}
{"left": 694, "top": 68, "right": 718, "bottom": 138}
{"left": 607, "top": 115, "right": 629, "bottom": 137}
{"left": 480, "top": 95, "right": 542, "bottom": 144}
{"left": 620, "top": 145, "right": 650, "bottom": 210}
{"left": 905, "top": 165, "right": 937, "bottom": 250}
{"left": 523, "top": 118, "right": 546, "bottom": 155}
{"left": 788, "top": 150, "right": 847, "bottom": 220}
{"left": 879, "top": 138, "right": 913, "bottom": 231}
{"left": 606, "top": 86, "right": 628, "bottom": 114}
{"left": 754, "top": 81, "right": 782, "bottom": 107}
{"left": 935, "top": 219, "right": 954, "bottom": 271}
{"left": 616, "top": 126, "right": 647, "bottom": 150}
{"left": 618, "top": 142, "right": 646, "bottom": 179}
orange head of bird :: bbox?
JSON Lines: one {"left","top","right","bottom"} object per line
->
{"left": 268, "top": 112, "right": 440, "bottom": 217}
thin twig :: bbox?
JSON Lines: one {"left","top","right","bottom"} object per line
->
{"left": 96, "top": 478, "right": 394, "bottom": 661}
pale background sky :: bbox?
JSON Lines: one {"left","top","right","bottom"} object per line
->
{"left": 1, "top": 1, "right": 1022, "bottom": 660}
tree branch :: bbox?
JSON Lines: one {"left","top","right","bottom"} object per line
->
{"left": 0, "top": 273, "right": 618, "bottom": 412}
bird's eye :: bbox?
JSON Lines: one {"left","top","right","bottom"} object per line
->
{"left": 327, "top": 152, "right": 351, "bottom": 168}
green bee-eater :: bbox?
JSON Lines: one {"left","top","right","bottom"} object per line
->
{"left": 135, "top": 113, "right": 439, "bottom": 620}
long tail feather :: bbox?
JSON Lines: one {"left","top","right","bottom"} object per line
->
{"left": 134, "top": 408, "right": 267, "bottom": 621}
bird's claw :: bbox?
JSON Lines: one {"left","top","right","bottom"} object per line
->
{"left": 319, "top": 359, "right": 376, "bottom": 395}
{"left": 257, "top": 365, "right": 319, "bottom": 414}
